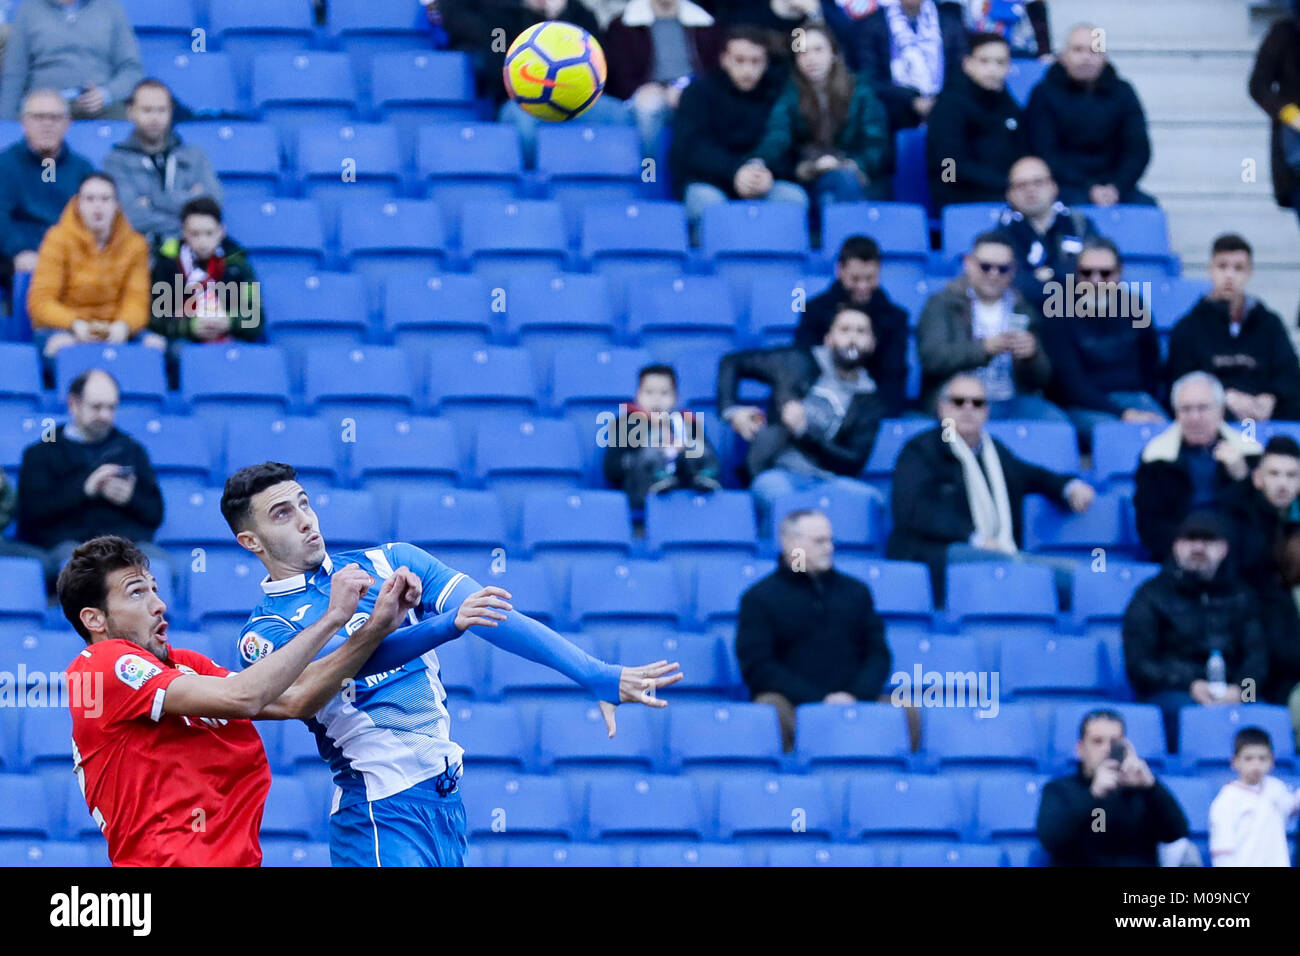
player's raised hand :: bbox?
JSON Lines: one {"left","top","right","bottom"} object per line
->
{"left": 327, "top": 563, "right": 373, "bottom": 620}
{"left": 369, "top": 567, "right": 422, "bottom": 634}
{"left": 454, "top": 586, "right": 513, "bottom": 631}
{"left": 597, "top": 660, "right": 684, "bottom": 737}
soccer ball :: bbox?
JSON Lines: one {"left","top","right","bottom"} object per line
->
{"left": 503, "top": 20, "right": 607, "bottom": 122}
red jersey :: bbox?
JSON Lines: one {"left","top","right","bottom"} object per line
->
{"left": 67, "top": 639, "right": 272, "bottom": 867}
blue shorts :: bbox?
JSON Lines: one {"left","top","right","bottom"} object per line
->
{"left": 329, "top": 774, "right": 468, "bottom": 867}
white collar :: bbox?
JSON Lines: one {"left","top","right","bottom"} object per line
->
{"left": 260, "top": 553, "right": 333, "bottom": 596}
{"left": 622, "top": 0, "right": 714, "bottom": 28}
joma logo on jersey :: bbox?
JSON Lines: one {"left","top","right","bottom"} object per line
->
{"left": 345, "top": 613, "right": 370, "bottom": 636}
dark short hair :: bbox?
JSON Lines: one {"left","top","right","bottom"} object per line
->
{"left": 221, "top": 462, "right": 299, "bottom": 534}
{"left": 837, "top": 235, "right": 882, "bottom": 266}
{"left": 722, "top": 24, "right": 770, "bottom": 54}
{"left": 1263, "top": 435, "right": 1300, "bottom": 460}
{"left": 638, "top": 364, "right": 677, "bottom": 390}
{"left": 1233, "top": 726, "right": 1273, "bottom": 755}
{"left": 79, "top": 171, "right": 118, "bottom": 196}
{"left": 180, "top": 195, "right": 223, "bottom": 225}
{"left": 967, "top": 31, "right": 1011, "bottom": 54}
{"left": 830, "top": 303, "right": 870, "bottom": 328}
{"left": 1211, "top": 233, "right": 1252, "bottom": 259}
{"left": 68, "top": 368, "right": 120, "bottom": 400}
{"left": 1078, "top": 707, "right": 1126, "bottom": 740}
{"left": 970, "top": 230, "right": 1014, "bottom": 254}
{"left": 57, "top": 536, "right": 151, "bottom": 643}
{"left": 1079, "top": 236, "right": 1123, "bottom": 267}
{"left": 127, "top": 77, "right": 174, "bottom": 107}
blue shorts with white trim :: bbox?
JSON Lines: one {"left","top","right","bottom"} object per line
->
{"left": 329, "top": 772, "right": 468, "bottom": 867}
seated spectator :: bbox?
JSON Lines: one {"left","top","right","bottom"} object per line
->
{"left": 1249, "top": 0, "right": 1300, "bottom": 228}
{"left": 926, "top": 31, "right": 1024, "bottom": 210}
{"left": 998, "top": 155, "right": 1096, "bottom": 308}
{"left": 1123, "top": 511, "right": 1269, "bottom": 751}
{"left": 1036, "top": 708, "right": 1189, "bottom": 866}
{"left": 855, "top": 0, "right": 968, "bottom": 133}
{"left": 100, "top": 80, "right": 223, "bottom": 250}
{"left": 605, "top": 0, "right": 722, "bottom": 155}
{"left": 0, "top": 0, "right": 143, "bottom": 120}
{"left": 0, "top": 89, "right": 92, "bottom": 289}
{"left": 27, "top": 172, "right": 160, "bottom": 360}
{"left": 670, "top": 25, "right": 807, "bottom": 227}
{"left": 1210, "top": 727, "right": 1300, "bottom": 867}
{"left": 796, "top": 235, "right": 909, "bottom": 417}
{"left": 956, "top": 0, "right": 1049, "bottom": 59}
{"left": 735, "top": 508, "right": 892, "bottom": 752}
{"left": 602, "top": 363, "right": 721, "bottom": 509}
{"left": 1134, "top": 372, "right": 1261, "bottom": 563}
{"left": 916, "top": 230, "right": 1064, "bottom": 421}
{"left": 719, "top": 305, "right": 884, "bottom": 534}
{"left": 1166, "top": 234, "right": 1300, "bottom": 423}
{"left": 885, "top": 372, "right": 1094, "bottom": 604}
{"left": 708, "top": 0, "right": 823, "bottom": 51}
{"left": 16, "top": 369, "right": 167, "bottom": 586}
{"left": 1041, "top": 237, "right": 1166, "bottom": 443}
{"left": 1024, "top": 23, "right": 1154, "bottom": 208}
{"left": 744, "top": 23, "right": 890, "bottom": 204}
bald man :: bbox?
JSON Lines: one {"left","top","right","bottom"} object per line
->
{"left": 998, "top": 156, "right": 1096, "bottom": 308}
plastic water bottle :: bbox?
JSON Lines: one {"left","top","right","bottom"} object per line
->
{"left": 1207, "top": 650, "right": 1227, "bottom": 701}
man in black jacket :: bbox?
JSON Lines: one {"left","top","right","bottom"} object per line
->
{"left": 735, "top": 507, "right": 891, "bottom": 751}
{"left": 719, "top": 305, "right": 885, "bottom": 535}
{"left": 1024, "top": 24, "right": 1154, "bottom": 208}
{"left": 17, "top": 369, "right": 166, "bottom": 586}
{"left": 1036, "top": 708, "right": 1189, "bottom": 866}
{"left": 1166, "top": 234, "right": 1300, "bottom": 423}
{"left": 669, "top": 25, "right": 807, "bottom": 225}
{"left": 998, "top": 156, "right": 1097, "bottom": 309}
{"left": 1123, "top": 511, "right": 1270, "bottom": 751}
{"left": 926, "top": 31, "right": 1025, "bottom": 210}
{"left": 852, "top": 0, "right": 968, "bottom": 133}
{"left": 884, "top": 372, "right": 1094, "bottom": 604}
{"left": 795, "top": 234, "right": 909, "bottom": 416}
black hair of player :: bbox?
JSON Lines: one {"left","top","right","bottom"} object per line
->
{"left": 221, "top": 462, "right": 299, "bottom": 534}
{"left": 58, "top": 535, "right": 151, "bottom": 643}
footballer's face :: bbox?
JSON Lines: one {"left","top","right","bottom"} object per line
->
{"left": 87, "top": 566, "right": 169, "bottom": 660}
{"left": 240, "top": 481, "right": 327, "bottom": 575}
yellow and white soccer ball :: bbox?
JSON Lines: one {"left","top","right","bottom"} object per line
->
{"left": 503, "top": 20, "right": 607, "bottom": 122}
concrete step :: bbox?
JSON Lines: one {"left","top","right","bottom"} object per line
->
{"left": 1046, "top": 0, "right": 1256, "bottom": 46}
{"left": 1141, "top": 124, "right": 1274, "bottom": 196}
{"left": 1110, "top": 50, "right": 1260, "bottom": 120}
{"left": 1161, "top": 195, "right": 1299, "bottom": 266}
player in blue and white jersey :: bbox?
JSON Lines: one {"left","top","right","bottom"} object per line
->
{"left": 219, "top": 462, "right": 682, "bottom": 867}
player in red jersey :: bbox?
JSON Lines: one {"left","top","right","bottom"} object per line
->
{"left": 59, "top": 535, "right": 424, "bottom": 866}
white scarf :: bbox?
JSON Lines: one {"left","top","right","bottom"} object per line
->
{"left": 882, "top": 0, "right": 943, "bottom": 97}
{"left": 949, "top": 431, "right": 1016, "bottom": 554}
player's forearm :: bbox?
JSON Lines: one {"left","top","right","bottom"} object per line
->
{"left": 232, "top": 608, "right": 350, "bottom": 715}
{"left": 354, "top": 611, "right": 463, "bottom": 680}
{"left": 480, "top": 608, "right": 622, "bottom": 702}
{"left": 262, "top": 615, "right": 398, "bottom": 719}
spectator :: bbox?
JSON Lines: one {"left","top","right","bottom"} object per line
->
{"left": 708, "top": 0, "right": 823, "bottom": 50}
{"left": 27, "top": 172, "right": 159, "bottom": 360}
{"left": 1123, "top": 511, "right": 1269, "bottom": 751}
{"left": 1024, "top": 23, "right": 1154, "bottom": 208}
{"left": 744, "top": 23, "right": 890, "bottom": 204}
{"left": 916, "top": 230, "right": 1064, "bottom": 420}
{"left": 1166, "top": 234, "right": 1300, "bottom": 423}
{"left": 795, "top": 235, "right": 909, "bottom": 416}
{"left": 926, "top": 31, "right": 1024, "bottom": 210}
{"left": 0, "top": 89, "right": 92, "bottom": 289}
{"left": 605, "top": 0, "right": 722, "bottom": 155}
{"left": 956, "top": 0, "right": 1049, "bottom": 60}
{"left": 602, "top": 363, "right": 721, "bottom": 509}
{"left": 0, "top": 469, "right": 46, "bottom": 563}
{"left": 1249, "top": 1, "right": 1300, "bottom": 228}
{"left": 669, "top": 25, "right": 808, "bottom": 227}
{"left": 1133, "top": 372, "right": 1261, "bottom": 563}
{"left": 719, "top": 305, "right": 885, "bottom": 535}
{"left": 885, "top": 372, "right": 1094, "bottom": 604}
{"left": 854, "top": 0, "right": 968, "bottom": 133}
{"left": 735, "top": 508, "right": 892, "bottom": 752}
{"left": 100, "top": 79, "right": 223, "bottom": 250}
{"left": 16, "top": 369, "right": 166, "bottom": 586}
{"left": 1040, "top": 237, "right": 1167, "bottom": 443}
{"left": 1036, "top": 708, "right": 1189, "bottom": 866}
{"left": 998, "top": 155, "right": 1096, "bottom": 308}
{"left": 0, "top": 0, "right": 143, "bottom": 120}
{"left": 1210, "top": 727, "right": 1300, "bottom": 867}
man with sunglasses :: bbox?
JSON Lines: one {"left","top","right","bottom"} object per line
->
{"left": 998, "top": 156, "right": 1096, "bottom": 308}
{"left": 917, "top": 230, "right": 1066, "bottom": 422}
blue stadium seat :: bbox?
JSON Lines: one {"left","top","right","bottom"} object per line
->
{"left": 627, "top": 275, "right": 738, "bottom": 361}
{"left": 260, "top": 842, "right": 332, "bottom": 867}
{"left": 587, "top": 775, "right": 705, "bottom": 841}
{"left": 1006, "top": 57, "right": 1049, "bottom": 105}
{"left": 185, "top": 552, "right": 267, "bottom": 631}
{"left": 716, "top": 775, "right": 836, "bottom": 842}
{"left": 834, "top": 560, "right": 934, "bottom": 640}
{"left": 210, "top": 0, "right": 315, "bottom": 64}
{"left": 1089, "top": 421, "right": 1163, "bottom": 494}
{"left": 1023, "top": 492, "right": 1127, "bottom": 558}
{"left": 151, "top": 53, "right": 242, "bottom": 117}
{"left": 252, "top": 53, "right": 359, "bottom": 136}
{"left": 224, "top": 416, "right": 345, "bottom": 486}
{"left": 174, "top": 122, "right": 281, "bottom": 200}
{"left": 417, "top": 124, "right": 524, "bottom": 232}
{"left": 425, "top": 347, "right": 539, "bottom": 444}
{"left": 921, "top": 705, "right": 1044, "bottom": 771}
{"left": 1151, "top": 277, "right": 1212, "bottom": 332}
{"left": 454, "top": 558, "right": 562, "bottom": 630}
{"left": 945, "top": 562, "right": 1059, "bottom": 629}
{"left": 1050, "top": 702, "right": 1168, "bottom": 771}
{"left": 261, "top": 777, "right": 323, "bottom": 844}
{"left": 0, "top": 841, "right": 93, "bottom": 866}
{"left": 460, "top": 200, "right": 568, "bottom": 276}
{"left": 520, "top": 490, "right": 634, "bottom": 563}
{"left": 1178, "top": 706, "right": 1298, "bottom": 772}
{"left": 667, "top": 702, "right": 783, "bottom": 772}
{"left": 550, "top": 346, "right": 651, "bottom": 418}
{"left": 699, "top": 202, "right": 810, "bottom": 297}
{"left": 349, "top": 416, "right": 460, "bottom": 518}
{"left": 327, "top": 0, "right": 429, "bottom": 60}
{"left": 504, "top": 274, "right": 618, "bottom": 378}
{"left": 0, "top": 558, "right": 46, "bottom": 625}
{"left": 223, "top": 199, "right": 327, "bottom": 281}
{"left": 898, "top": 843, "right": 1006, "bottom": 866}
{"left": 671, "top": 347, "right": 737, "bottom": 409}
{"left": 636, "top": 843, "right": 747, "bottom": 866}
{"left": 795, "top": 703, "right": 912, "bottom": 770}
{"left": 370, "top": 52, "right": 479, "bottom": 142}
{"left": 0, "top": 344, "right": 42, "bottom": 417}
{"left": 745, "top": 274, "right": 829, "bottom": 345}
{"left": 692, "top": 557, "right": 774, "bottom": 628}
{"left": 999, "top": 637, "right": 1108, "bottom": 700}
{"left": 382, "top": 272, "right": 496, "bottom": 358}
{"left": 179, "top": 343, "right": 292, "bottom": 428}
{"left": 987, "top": 420, "right": 1081, "bottom": 474}
{"left": 503, "top": 843, "right": 623, "bottom": 866}
{"left": 614, "top": 633, "right": 732, "bottom": 699}
{"left": 485, "top": 634, "right": 600, "bottom": 703}
{"left": 8, "top": 630, "right": 77, "bottom": 683}
{"left": 861, "top": 418, "right": 935, "bottom": 497}
{"left": 337, "top": 199, "right": 448, "bottom": 287}
{"left": 891, "top": 127, "right": 931, "bottom": 212}
{"left": 133, "top": 414, "right": 214, "bottom": 494}
{"left": 536, "top": 702, "right": 663, "bottom": 773}
{"left": 1076, "top": 205, "right": 1179, "bottom": 275}
{"left": 445, "top": 702, "right": 531, "bottom": 772}
{"left": 0, "top": 775, "right": 52, "bottom": 838}
{"left": 765, "top": 844, "right": 878, "bottom": 866}
{"left": 579, "top": 201, "right": 690, "bottom": 310}
{"left": 821, "top": 203, "right": 929, "bottom": 267}
{"left": 974, "top": 773, "right": 1046, "bottom": 855}
{"left": 475, "top": 418, "right": 584, "bottom": 519}
{"left": 59, "top": 774, "right": 102, "bottom": 842}
{"left": 303, "top": 345, "right": 416, "bottom": 420}
{"left": 54, "top": 344, "right": 167, "bottom": 415}
{"left": 154, "top": 487, "right": 251, "bottom": 567}
{"left": 769, "top": 484, "right": 881, "bottom": 554}
{"left": 263, "top": 271, "right": 370, "bottom": 350}
{"left": 20, "top": 706, "right": 73, "bottom": 771}
{"left": 568, "top": 560, "right": 682, "bottom": 636}
{"left": 1162, "top": 776, "right": 1214, "bottom": 838}
{"left": 536, "top": 125, "right": 643, "bottom": 240}
{"left": 120, "top": 0, "right": 197, "bottom": 61}
{"left": 63, "top": 121, "right": 132, "bottom": 167}
{"left": 846, "top": 773, "right": 965, "bottom": 844}
{"left": 645, "top": 490, "right": 758, "bottom": 559}
{"left": 394, "top": 490, "right": 509, "bottom": 569}
{"left": 940, "top": 202, "right": 1006, "bottom": 265}
{"left": 295, "top": 124, "right": 404, "bottom": 206}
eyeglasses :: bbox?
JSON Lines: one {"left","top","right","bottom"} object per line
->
{"left": 947, "top": 396, "right": 987, "bottom": 408}
{"left": 976, "top": 261, "right": 1013, "bottom": 275}
{"left": 1078, "top": 267, "right": 1117, "bottom": 279}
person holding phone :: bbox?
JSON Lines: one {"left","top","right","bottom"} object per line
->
{"left": 1036, "top": 708, "right": 1189, "bottom": 867}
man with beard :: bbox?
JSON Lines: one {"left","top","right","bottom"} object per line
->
{"left": 718, "top": 305, "right": 884, "bottom": 536}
